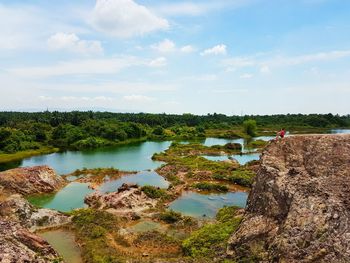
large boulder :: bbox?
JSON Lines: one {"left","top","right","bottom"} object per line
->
{"left": 0, "top": 166, "right": 65, "bottom": 195}
{"left": 227, "top": 134, "right": 350, "bottom": 262}
{"left": 0, "top": 194, "right": 70, "bottom": 230}
{"left": 0, "top": 220, "right": 62, "bottom": 262}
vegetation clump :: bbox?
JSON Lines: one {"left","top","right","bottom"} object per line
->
{"left": 70, "top": 209, "right": 123, "bottom": 263}
{"left": 227, "top": 169, "right": 256, "bottom": 187}
{"left": 141, "top": 185, "right": 168, "bottom": 199}
{"left": 182, "top": 206, "right": 242, "bottom": 259}
{"left": 243, "top": 119, "right": 257, "bottom": 137}
{"left": 158, "top": 210, "right": 183, "bottom": 224}
{"left": 192, "top": 182, "right": 229, "bottom": 192}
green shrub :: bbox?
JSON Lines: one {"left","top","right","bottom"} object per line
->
{"left": 141, "top": 185, "right": 168, "bottom": 199}
{"left": 243, "top": 119, "right": 257, "bottom": 137}
{"left": 182, "top": 217, "right": 242, "bottom": 258}
{"left": 159, "top": 210, "right": 182, "bottom": 223}
{"left": 192, "top": 182, "right": 228, "bottom": 192}
{"left": 216, "top": 206, "right": 239, "bottom": 223}
{"left": 228, "top": 169, "right": 256, "bottom": 187}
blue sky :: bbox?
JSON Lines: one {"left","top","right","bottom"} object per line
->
{"left": 0, "top": 0, "right": 349, "bottom": 115}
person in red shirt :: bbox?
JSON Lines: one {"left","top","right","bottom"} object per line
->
{"left": 276, "top": 128, "right": 286, "bottom": 140}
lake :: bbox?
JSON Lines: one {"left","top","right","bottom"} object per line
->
{"left": 1, "top": 141, "right": 172, "bottom": 174}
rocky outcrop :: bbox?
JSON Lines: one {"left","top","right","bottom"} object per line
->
{"left": 227, "top": 134, "right": 350, "bottom": 262}
{"left": 85, "top": 183, "right": 157, "bottom": 216}
{"left": 0, "top": 165, "right": 65, "bottom": 195}
{"left": 0, "top": 220, "right": 62, "bottom": 262}
{"left": 0, "top": 194, "right": 70, "bottom": 230}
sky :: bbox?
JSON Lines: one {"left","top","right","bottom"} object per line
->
{"left": 0, "top": 0, "right": 349, "bottom": 115}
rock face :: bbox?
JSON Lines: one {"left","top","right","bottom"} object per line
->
{"left": 227, "top": 134, "right": 350, "bottom": 262}
{"left": 0, "top": 165, "right": 65, "bottom": 195}
{"left": 0, "top": 194, "right": 70, "bottom": 230}
{"left": 85, "top": 183, "right": 157, "bottom": 215}
{"left": 0, "top": 220, "right": 62, "bottom": 263}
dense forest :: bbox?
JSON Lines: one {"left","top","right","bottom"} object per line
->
{"left": 0, "top": 111, "right": 349, "bottom": 154}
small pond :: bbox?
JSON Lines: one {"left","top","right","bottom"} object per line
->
{"left": 28, "top": 182, "right": 93, "bottom": 212}
{"left": 38, "top": 230, "right": 82, "bottom": 263}
{"left": 202, "top": 153, "right": 260, "bottom": 165}
{"left": 168, "top": 191, "right": 248, "bottom": 218}
{"left": 28, "top": 170, "right": 168, "bottom": 212}
{"left": 99, "top": 170, "right": 169, "bottom": 193}
{"left": 331, "top": 129, "right": 350, "bottom": 134}
{"left": 129, "top": 220, "right": 167, "bottom": 233}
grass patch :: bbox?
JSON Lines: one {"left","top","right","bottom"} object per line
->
{"left": 192, "top": 182, "right": 228, "bottom": 192}
{"left": 246, "top": 139, "right": 268, "bottom": 149}
{"left": 0, "top": 146, "right": 58, "bottom": 164}
{"left": 182, "top": 206, "right": 242, "bottom": 259}
{"left": 141, "top": 185, "right": 169, "bottom": 199}
{"left": 158, "top": 210, "right": 183, "bottom": 224}
{"left": 70, "top": 209, "right": 123, "bottom": 263}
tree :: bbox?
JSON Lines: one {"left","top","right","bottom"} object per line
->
{"left": 243, "top": 119, "right": 257, "bottom": 137}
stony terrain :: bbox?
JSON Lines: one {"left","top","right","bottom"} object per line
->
{"left": 227, "top": 134, "right": 350, "bottom": 262}
{"left": 85, "top": 183, "right": 158, "bottom": 217}
{"left": 0, "top": 194, "right": 70, "bottom": 231}
{"left": 0, "top": 220, "right": 62, "bottom": 263}
{"left": 0, "top": 166, "right": 68, "bottom": 262}
{"left": 0, "top": 165, "right": 65, "bottom": 195}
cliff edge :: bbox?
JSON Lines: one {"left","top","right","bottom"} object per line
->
{"left": 227, "top": 134, "right": 350, "bottom": 262}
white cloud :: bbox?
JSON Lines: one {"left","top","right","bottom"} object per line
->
{"left": 151, "top": 39, "right": 176, "bottom": 53}
{"left": 260, "top": 65, "right": 271, "bottom": 74}
{"left": 123, "top": 95, "right": 156, "bottom": 103}
{"left": 151, "top": 39, "right": 196, "bottom": 54}
{"left": 223, "top": 49, "right": 350, "bottom": 70}
{"left": 152, "top": 1, "right": 253, "bottom": 17}
{"left": 91, "top": 0, "right": 169, "bottom": 38}
{"left": 8, "top": 57, "right": 146, "bottom": 78}
{"left": 48, "top": 32, "right": 103, "bottom": 55}
{"left": 154, "top": 2, "right": 206, "bottom": 16}
{"left": 149, "top": 57, "right": 167, "bottom": 67}
{"left": 240, "top": 73, "right": 253, "bottom": 79}
{"left": 201, "top": 44, "right": 227, "bottom": 56}
{"left": 180, "top": 45, "right": 196, "bottom": 53}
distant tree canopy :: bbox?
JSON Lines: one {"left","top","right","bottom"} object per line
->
{"left": 0, "top": 111, "right": 348, "bottom": 154}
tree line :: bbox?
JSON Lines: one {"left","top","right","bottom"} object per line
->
{"left": 0, "top": 111, "right": 349, "bottom": 154}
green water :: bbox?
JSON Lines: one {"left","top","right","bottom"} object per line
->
{"left": 28, "top": 171, "right": 169, "bottom": 212}
{"left": 28, "top": 182, "right": 94, "bottom": 212}
{"left": 99, "top": 170, "right": 169, "bottom": 193}
{"left": 129, "top": 220, "right": 167, "bottom": 233}
{"left": 202, "top": 153, "right": 261, "bottom": 165}
{"left": 1, "top": 141, "right": 172, "bottom": 174}
{"left": 38, "top": 230, "right": 82, "bottom": 263}
{"left": 169, "top": 191, "right": 248, "bottom": 218}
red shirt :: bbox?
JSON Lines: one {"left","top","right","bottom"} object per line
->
{"left": 280, "top": 130, "right": 285, "bottom": 138}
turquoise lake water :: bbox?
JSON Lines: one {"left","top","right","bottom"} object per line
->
{"left": 28, "top": 170, "right": 169, "bottom": 212}
{"left": 2, "top": 141, "right": 172, "bottom": 174}
{"left": 202, "top": 153, "right": 261, "bottom": 165}
{"left": 168, "top": 191, "right": 248, "bottom": 218}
